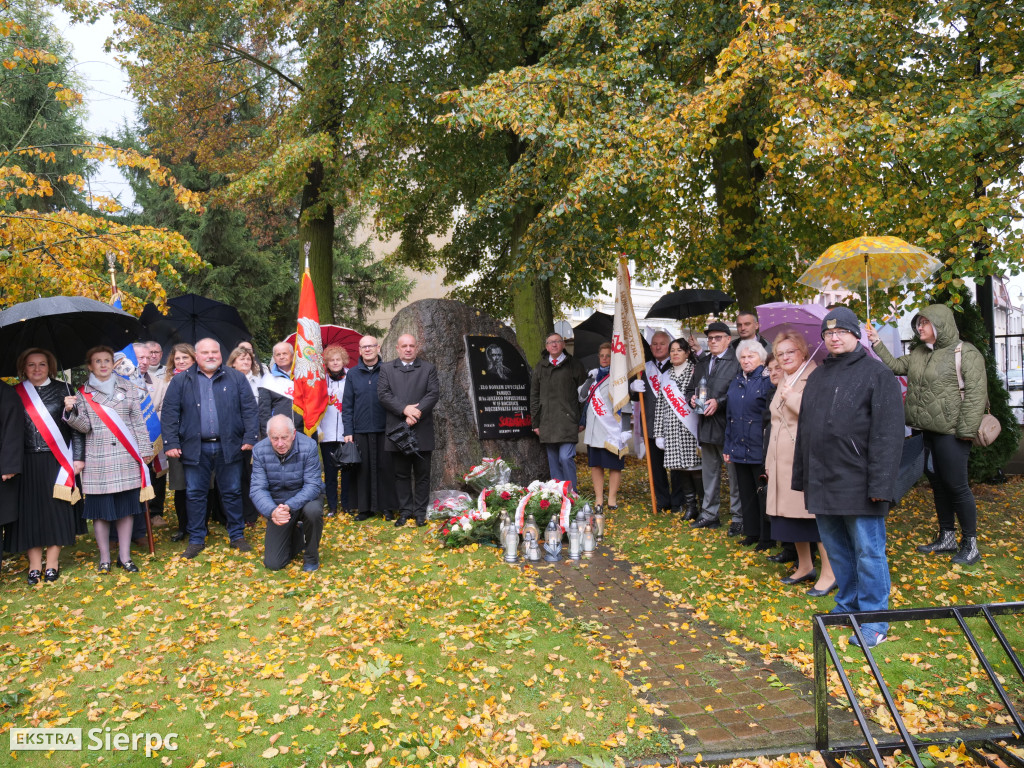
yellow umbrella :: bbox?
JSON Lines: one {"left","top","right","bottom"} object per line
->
{"left": 796, "top": 235, "right": 942, "bottom": 322}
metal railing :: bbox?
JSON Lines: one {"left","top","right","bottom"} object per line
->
{"left": 813, "top": 602, "right": 1024, "bottom": 768}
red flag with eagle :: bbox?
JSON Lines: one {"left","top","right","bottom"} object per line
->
{"left": 292, "top": 268, "right": 328, "bottom": 436}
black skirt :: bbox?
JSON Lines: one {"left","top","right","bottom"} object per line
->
{"left": 770, "top": 515, "right": 821, "bottom": 544}
{"left": 83, "top": 488, "right": 144, "bottom": 522}
{"left": 587, "top": 446, "right": 625, "bottom": 471}
{"left": 5, "top": 451, "right": 79, "bottom": 551}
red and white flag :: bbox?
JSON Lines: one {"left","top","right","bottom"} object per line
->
{"left": 610, "top": 257, "right": 646, "bottom": 417}
{"left": 292, "top": 268, "right": 328, "bottom": 436}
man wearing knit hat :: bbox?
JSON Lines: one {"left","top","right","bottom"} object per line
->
{"left": 791, "top": 306, "right": 904, "bottom": 649}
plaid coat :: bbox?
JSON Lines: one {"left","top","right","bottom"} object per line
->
{"left": 66, "top": 378, "right": 153, "bottom": 495}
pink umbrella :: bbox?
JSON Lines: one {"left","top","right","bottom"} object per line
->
{"left": 284, "top": 324, "right": 362, "bottom": 363}
{"left": 756, "top": 302, "right": 876, "bottom": 362}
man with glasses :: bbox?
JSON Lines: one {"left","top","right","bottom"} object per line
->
{"left": 685, "top": 321, "right": 741, "bottom": 531}
{"left": 530, "top": 333, "right": 589, "bottom": 491}
{"left": 792, "top": 307, "right": 903, "bottom": 649}
{"left": 342, "top": 336, "right": 396, "bottom": 522}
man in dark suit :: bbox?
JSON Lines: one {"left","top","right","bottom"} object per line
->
{"left": 685, "top": 321, "right": 741, "bottom": 531}
{"left": 162, "top": 337, "right": 259, "bottom": 558}
{"left": 377, "top": 334, "right": 440, "bottom": 527}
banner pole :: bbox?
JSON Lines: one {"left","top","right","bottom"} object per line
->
{"left": 637, "top": 381, "right": 658, "bottom": 516}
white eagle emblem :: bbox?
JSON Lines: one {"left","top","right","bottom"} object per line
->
{"left": 294, "top": 317, "right": 325, "bottom": 384}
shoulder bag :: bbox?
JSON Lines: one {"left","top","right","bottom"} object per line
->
{"left": 954, "top": 343, "right": 1001, "bottom": 447}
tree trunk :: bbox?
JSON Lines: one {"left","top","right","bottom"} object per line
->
{"left": 509, "top": 203, "right": 551, "bottom": 366}
{"left": 713, "top": 116, "right": 772, "bottom": 312}
{"left": 298, "top": 160, "right": 334, "bottom": 322}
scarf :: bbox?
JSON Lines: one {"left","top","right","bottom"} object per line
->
{"left": 88, "top": 373, "right": 116, "bottom": 397}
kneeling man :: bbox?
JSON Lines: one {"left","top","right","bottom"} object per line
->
{"left": 251, "top": 414, "right": 325, "bottom": 572}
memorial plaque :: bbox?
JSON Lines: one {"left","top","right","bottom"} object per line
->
{"left": 464, "top": 335, "right": 532, "bottom": 439}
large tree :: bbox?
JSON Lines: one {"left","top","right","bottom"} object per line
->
{"left": 0, "top": 1, "right": 202, "bottom": 310}
{"left": 445, "top": 0, "right": 1024, "bottom": 313}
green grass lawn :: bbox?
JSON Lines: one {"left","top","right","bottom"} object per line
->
{"left": 1, "top": 511, "right": 651, "bottom": 767}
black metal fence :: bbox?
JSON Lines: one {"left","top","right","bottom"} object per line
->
{"left": 813, "top": 602, "right": 1024, "bottom": 768}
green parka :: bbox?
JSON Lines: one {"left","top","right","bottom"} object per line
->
{"left": 871, "top": 304, "right": 987, "bottom": 438}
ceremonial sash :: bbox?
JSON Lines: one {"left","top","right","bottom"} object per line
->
{"left": 662, "top": 376, "right": 699, "bottom": 440}
{"left": 80, "top": 388, "right": 154, "bottom": 502}
{"left": 645, "top": 361, "right": 665, "bottom": 396}
{"left": 589, "top": 380, "right": 631, "bottom": 456}
{"left": 16, "top": 382, "right": 81, "bottom": 504}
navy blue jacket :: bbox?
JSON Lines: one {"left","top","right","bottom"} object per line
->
{"left": 723, "top": 366, "right": 773, "bottom": 464}
{"left": 161, "top": 364, "right": 259, "bottom": 465}
{"left": 342, "top": 358, "right": 387, "bottom": 435}
{"left": 249, "top": 432, "right": 324, "bottom": 517}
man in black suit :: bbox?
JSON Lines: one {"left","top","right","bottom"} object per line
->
{"left": 684, "top": 321, "right": 741, "bottom": 531}
{"left": 378, "top": 334, "right": 440, "bottom": 527}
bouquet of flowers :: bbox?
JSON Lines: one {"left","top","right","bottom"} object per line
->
{"left": 428, "top": 491, "right": 474, "bottom": 521}
{"left": 463, "top": 457, "right": 512, "bottom": 492}
{"left": 515, "top": 479, "right": 577, "bottom": 533}
{"left": 477, "top": 483, "right": 526, "bottom": 540}
{"left": 435, "top": 502, "right": 498, "bottom": 549}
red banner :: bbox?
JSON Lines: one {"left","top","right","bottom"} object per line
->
{"left": 292, "top": 270, "right": 328, "bottom": 436}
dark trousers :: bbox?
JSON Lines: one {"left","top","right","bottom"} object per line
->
{"left": 184, "top": 442, "right": 244, "bottom": 544}
{"left": 923, "top": 431, "right": 977, "bottom": 537}
{"left": 240, "top": 449, "right": 259, "bottom": 524}
{"left": 320, "top": 441, "right": 351, "bottom": 512}
{"left": 733, "top": 461, "right": 764, "bottom": 539}
{"left": 150, "top": 472, "right": 167, "bottom": 518}
{"left": 352, "top": 433, "right": 395, "bottom": 514}
{"left": 649, "top": 442, "right": 685, "bottom": 511}
{"left": 263, "top": 499, "right": 324, "bottom": 570}
{"left": 392, "top": 450, "right": 432, "bottom": 522}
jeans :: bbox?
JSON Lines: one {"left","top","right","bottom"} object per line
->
{"left": 263, "top": 499, "right": 324, "bottom": 570}
{"left": 545, "top": 442, "right": 578, "bottom": 491}
{"left": 816, "top": 514, "right": 890, "bottom": 637}
{"left": 320, "top": 441, "right": 351, "bottom": 513}
{"left": 923, "top": 431, "right": 976, "bottom": 537}
{"left": 184, "top": 442, "right": 244, "bottom": 545}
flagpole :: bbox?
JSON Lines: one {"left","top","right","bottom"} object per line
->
{"left": 637, "top": 379, "right": 658, "bottom": 516}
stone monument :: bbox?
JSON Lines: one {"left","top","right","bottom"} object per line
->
{"left": 380, "top": 299, "right": 548, "bottom": 490}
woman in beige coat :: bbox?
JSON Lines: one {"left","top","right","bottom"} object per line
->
{"left": 66, "top": 346, "right": 153, "bottom": 573}
{"left": 764, "top": 331, "right": 835, "bottom": 596}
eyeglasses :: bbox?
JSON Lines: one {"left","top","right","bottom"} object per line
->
{"left": 545, "top": 340, "right": 564, "bottom": 346}
{"left": 707, "top": 335, "right": 730, "bottom": 342}
{"left": 359, "top": 344, "right": 378, "bottom": 349}
{"left": 823, "top": 330, "right": 851, "bottom": 339}
{"left": 776, "top": 349, "right": 799, "bottom": 358}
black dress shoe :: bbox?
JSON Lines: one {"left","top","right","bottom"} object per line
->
{"left": 415, "top": 517, "right": 427, "bottom": 527}
{"left": 354, "top": 512, "right": 374, "bottom": 521}
{"left": 753, "top": 541, "right": 773, "bottom": 552}
{"left": 767, "top": 550, "right": 797, "bottom": 563}
{"left": 393, "top": 516, "right": 408, "bottom": 528}
{"left": 807, "top": 582, "right": 838, "bottom": 597}
{"left": 171, "top": 531, "right": 186, "bottom": 542}
{"left": 780, "top": 569, "right": 817, "bottom": 585}
{"left": 383, "top": 512, "right": 396, "bottom": 522}
{"left": 690, "top": 515, "right": 721, "bottom": 529}
{"left": 27, "top": 569, "right": 41, "bottom": 585}
{"left": 44, "top": 567, "right": 60, "bottom": 582}
{"left": 739, "top": 535, "right": 758, "bottom": 546}
{"left": 727, "top": 522, "right": 743, "bottom": 537}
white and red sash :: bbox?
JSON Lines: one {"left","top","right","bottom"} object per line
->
{"left": 662, "top": 375, "right": 700, "bottom": 440}
{"left": 645, "top": 360, "right": 666, "bottom": 397}
{"left": 16, "top": 381, "right": 81, "bottom": 504}
{"left": 587, "top": 372, "right": 631, "bottom": 456}
{"left": 80, "top": 388, "right": 154, "bottom": 502}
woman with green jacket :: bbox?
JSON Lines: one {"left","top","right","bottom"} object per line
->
{"left": 866, "top": 304, "right": 986, "bottom": 565}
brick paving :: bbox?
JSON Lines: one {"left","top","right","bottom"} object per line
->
{"left": 528, "top": 547, "right": 859, "bottom": 760}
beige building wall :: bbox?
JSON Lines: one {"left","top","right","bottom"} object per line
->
{"left": 356, "top": 221, "right": 451, "bottom": 331}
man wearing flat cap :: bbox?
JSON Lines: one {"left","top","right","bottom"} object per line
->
{"left": 685, "top": 321, "right": 741, "bottom": 530}
{"left": 792, "top": 306, "right": 904, "bottom": 649}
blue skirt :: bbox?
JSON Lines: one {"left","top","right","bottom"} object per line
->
{"left": 83, "top": 489, "right": 144, "bottom": 522}
{"left": 587, "top": 446, "right": 625, "bottom": 471}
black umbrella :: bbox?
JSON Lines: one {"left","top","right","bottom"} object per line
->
{"left": 0, "top": 296, "right": 142, "bottom": 376}
{"left": 571, "top": 313, "right": 652, "bottom": 371}
{"left": 140, "top": 294, "right": 251, "bottom": 354}
{"left": 645, "top": 289, "right": 735, "bottom": 320}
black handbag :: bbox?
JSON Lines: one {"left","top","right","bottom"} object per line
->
{"left": 331, "top": 440, "right": 362, "bottom": 468}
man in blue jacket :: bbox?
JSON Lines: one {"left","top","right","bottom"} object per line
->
{"left": 162, "top": 338, "right": 259, "bottom": 559}
{"left": 251, "top": 415, "right": 325, "bottom": 572}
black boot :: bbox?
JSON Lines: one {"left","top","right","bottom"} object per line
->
{"left": 916, "top": 529, "right": 958, "bottom": 554}
{"left": 678, "top": 472, "right": 700, "bottom": 520}
{"left": 951, "top": 536, "right": 980, "bottom": 565}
